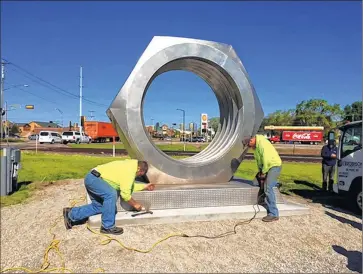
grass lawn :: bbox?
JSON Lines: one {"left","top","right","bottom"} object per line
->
{"left": 1, "top": 138, "right": 25, "bottom": 143}
{"left": 0, "top": 151, "right": 322, "bottom": 207}
{"left": 69, "top": 143, "right": 209, "bottom": 151}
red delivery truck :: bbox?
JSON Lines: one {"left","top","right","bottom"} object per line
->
{"left": 282, "top": 131, "right": 323, "bottom": 145}
{"left": 84, "top": 121, "right": 119, "bottom": 143}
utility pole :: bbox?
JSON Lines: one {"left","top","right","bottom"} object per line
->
{"left": 79, "top": 66, "right": 83, "bottom": 135}
{"left": 89, "top": 110, "right": 95, "bottom": 121}
{"left": 4, "top": 101, "right": 7, "bottom": 137}
{"left": 55, "top": 108, "right": 63, "bottom": 128}
{"left": 0, "top": 61, "right": 5, "bottom": 139}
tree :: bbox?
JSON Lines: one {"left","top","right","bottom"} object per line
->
{"left": 10, "top": 124, "right": 19, "bottom": 134}
{"left": 267, "top": 109, "right": 295, "bottom": 126}
{"left": 209, "top": 117, "right": 220, "bottom": 133}
{"left": 258, "top": 109, "right": 295, "bottom": 132}
{"left": 343, "top": 101, "right": 362, "bottom": 122}
{"left": 293, "top": 99, "right": 343, "bottom": 133}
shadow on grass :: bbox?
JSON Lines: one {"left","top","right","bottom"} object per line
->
{"left": 16, "top": 181, "right": 33, "bottom": 189}
{"left": 325, "top": 211, "right": 362, "bottom": 231}
{"left": 281, "top": 180, "right": 358, "bottom": 217}
{"left": 3, "top": 181, "right": 33, "bottom": 195}
{"left": 332, "top": 245, "right": 362, "bottom": 273}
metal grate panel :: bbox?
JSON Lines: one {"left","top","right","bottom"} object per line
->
{"left": 116, "top": 184, "right": 284, "bottom": 211}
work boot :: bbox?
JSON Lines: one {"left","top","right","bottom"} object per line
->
{"left": 100, "top": 226, "right": 124, "bottom": 235}
{"left": 262, "top": 215, "right": 279, "bottom": 222}
{"left": 63, "top": 207, "right": 74, "bottom": 230}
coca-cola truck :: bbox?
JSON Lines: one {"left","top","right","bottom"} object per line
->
{"left": 282, "top": 131, "right": 323, "bottom": 145}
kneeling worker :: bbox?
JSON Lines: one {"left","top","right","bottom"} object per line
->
{"left": 63, "top": 159, "right": 155, "bottom": 235}
{"left": 245, "top": 135, "right": 282, "bottom": 222}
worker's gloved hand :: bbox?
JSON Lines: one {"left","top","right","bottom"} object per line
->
{"left": 144, "top": 183, "right": 155, "bottom": 191}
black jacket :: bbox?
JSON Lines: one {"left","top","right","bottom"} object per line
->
{"left": 321, "top": 141, "right": 337, "bottom": 166}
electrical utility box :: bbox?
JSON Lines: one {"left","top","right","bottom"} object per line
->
{"left": 0, "top": 147, "right": 21, "bottom": 196}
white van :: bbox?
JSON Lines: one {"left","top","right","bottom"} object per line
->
{"left": 332, "top": 120, "right": 362, "bottom": 213}
{"left": 38, "top": 131, "right": 62, "bottom": 144}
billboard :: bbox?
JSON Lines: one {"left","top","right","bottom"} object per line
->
{"left": 282, "top": 131, "right": 323, "bottom": 142}
{"left": 200, "top": 113, "right": 208, "bottom": 133}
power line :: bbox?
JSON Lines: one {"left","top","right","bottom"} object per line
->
{"left": 5, "top": 60, "right": 79, "bottom": 99}
{"left": 10, "top": 66, "right": 107, "bottom": 107}
{"left": 3, "top": 58, "right": 108, "bottom": 108}
{"left": 16, "top": 86, "right": 59, "bottom": 105}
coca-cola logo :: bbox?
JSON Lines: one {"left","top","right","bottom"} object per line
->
{"left": 292, "top": 133, "right": 311, "bottom": 140}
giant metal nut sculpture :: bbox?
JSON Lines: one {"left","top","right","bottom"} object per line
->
{"left": 107, "top": 36, "right": 264, "bottom": 184}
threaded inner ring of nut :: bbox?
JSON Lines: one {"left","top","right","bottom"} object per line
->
{"left": 144, "top": 57, "right": 243, "bottom": 165}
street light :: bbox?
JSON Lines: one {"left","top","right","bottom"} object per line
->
{"left": 176, "top": 108, "right": 186, "bottom": 151}
{"left": 4, "top": 84, "right": 29, "bottom": 91}
{"left": 3, "top": 102, "right": 21, "bottom": 137}
{"left": 1, "top": 82, "right": 29, "bottom": 139}
{"left": 55, "top": 108, "right": 64, "bottom": 128}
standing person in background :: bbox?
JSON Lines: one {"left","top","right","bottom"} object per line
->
{"left": 244, "top": 134, "right": 282, "bottom": 222}
{"left": 321, "top": 139, "right": 338, "bottom": 192}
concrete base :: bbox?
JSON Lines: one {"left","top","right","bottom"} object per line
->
{"left": 88, "top": 202, "right": 309, "bottom": 228}
{"left": 87, "top": 178, "right": 285, "bottom": 212}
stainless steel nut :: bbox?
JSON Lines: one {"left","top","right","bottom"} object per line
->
{"left": 107, "top": 36, "right": 264, "bottom": 184}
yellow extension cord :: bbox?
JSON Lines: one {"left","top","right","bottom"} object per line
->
{"left": 0, "top": 196, "right": 186, "bottom": 273}
{"left": 1, "top": 195, "right": 261, "bottom": 273}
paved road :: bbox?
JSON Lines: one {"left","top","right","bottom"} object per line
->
{"left": 1, "top": 140, "right": 323, "bottom": 150}
{"left": 155, "top": 140, "right": 323, "bottom": 149}
{"left": 0, "top": 141, "right": 321, "bottom": 162}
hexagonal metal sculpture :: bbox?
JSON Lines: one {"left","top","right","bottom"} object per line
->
{"left": 107, "top": 36, "right": 264, "bottom": 184}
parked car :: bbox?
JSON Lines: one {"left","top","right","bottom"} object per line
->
{"left": 28, "top": 134, "right": 38, "bottom": 140}
{"left": 38, "top": 131, "right": 62, "bottom": 144}
{"left": 6, "top": 133, "right": 21, "bottom": 139}
{"left": 62, "top": 131, "right": 91, "bottom": 144}
{"left": 196, "top": 137, "right": 206, "bottom": 142}
{"left": 268, "top": 135, "right": 280, "bottom": 144}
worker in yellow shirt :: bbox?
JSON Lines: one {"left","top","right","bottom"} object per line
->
{"left": 244, "top": 134, "right": 282, "bottom": 222}
{"left": 63, "top": 159, "right": 155, "bottom": 235}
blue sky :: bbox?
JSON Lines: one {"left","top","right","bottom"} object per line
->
{"left": 1, "top": 1, "right": 361, "bottom": 128}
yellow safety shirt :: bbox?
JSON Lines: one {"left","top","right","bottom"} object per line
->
{"left": 94, "top": 159, "right": 145, "bottom": 201}
{"left": 253, "top": 134, "right": 282, "bottom": 174}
